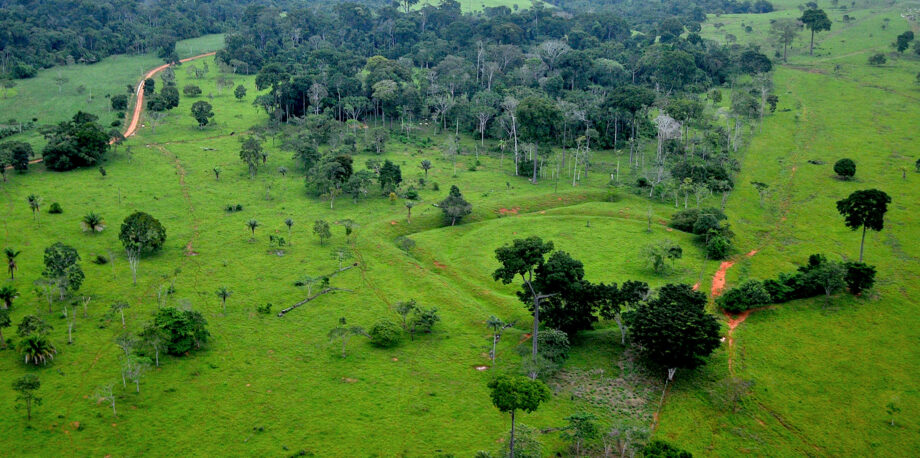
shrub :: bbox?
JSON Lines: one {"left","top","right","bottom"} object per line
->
{"left": 669, "top": 207, "right": 726, "bottom": 233}
{"left": 152, "top": 307, "right": 209, "bottom": 355}
{"left": 833, "top": 158, "right": 856, "bottom": 179}
{"left": 369, "top": 319, "right": 402, "bottom": 348}
{"left": 642, "top": 440, "right": 692, "bottom": 458}
{"left": 536, "top": 328, "right": 570, "bottom": 363}
{"left": 844, "top": 262, "right": 876, "bottom": 295}
{"left": 641, "top": 239, "right": 683, "bottom": 273}
{"left": 405, "top": 186, "right": 419, "bottom": 200}
{"left": 91, "top": 254, "right": 109, "bottom": 265}
{"left": 256, "top": 303, "right": 273, "bottom": 315}
{"left": 183, "top": 85, "right": 202, "bottom": 97}
{"left": 718, "top": 280, "right": 772, "bottom": 313}
{"left": 706, "top": 234, "right": 732, "bottom": 259}
{"left": 48, "top": 202, "right": 63, "bottom": 214}
{"left": 868, "top": 53, "right": 887, "bottom": 65}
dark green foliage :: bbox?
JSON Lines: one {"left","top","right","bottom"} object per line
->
{"left": 111, "top": 95, "right": 128, "bottom": 111}
{"left": 718, "top": 280, "right": 772, "bottom": 313}
{"left": 369, "top": 319, "right": 402, "bottom": 348}
{"left": 516, "top": 96, "right": 562, "bottom": 144}
{"left": 834, "top": 158, "right": 856, "bottom": 179}
{"left": 439, "top": 185, "right": 472, "bottom": 226}
{"left": 190, "top": 101, "right": 214, "bottom": 127}
{"left": 535, "top": 328, "right": 570, "bottom": 364}
{"left": 378, "top": 159, "right": 402, "bottom": 192}
{"left": 407, "top": 307, "right": 440, "bottom": 340}
{"left": 642, "top": 440, "right": 693, "bottom": 457}
{"left": 47, "top": 202, "right": 62, "bottom": 214}
{"left": 895, "top": 31, "right": 914, "bottom": 53}
{"left": 12, "top": 374, "right": 41, "bottom": 421}
{"left": 18, "top": 334, "right": 57, "bottom": 366}
{"left": 42, "top": 242, "right": 84, "bottom": 296}
{"left": 761, "top": 254, "right": 859, "bottom": 303}
{"left": 160, "top": 86, "right": 180, "bottom": 109}
{"left": 669, "top": 208, "right": 726, "bottom": 233}
{"left": 17, "top": 315, "right": 51, "bottom": 337}
{"left": 152, "top": 307, "right": 209, "bottom": 355}
{"left": 0, "top": 141, "right": 33, "bottom": 172}
{"left": 836, "top": 189, "right": 891, "bottom": 262}
{"left": 487, "top": 374, "right": 551, "bottom": 457}
{"left": 629, "top": 284, "right": 720, "bottom": 372}
{"left": 119, "top": 212, "right": 167, "bottom": 254}
{"left": 705, "top": 234, "right": 732, "bottom": 260}
{"left": 800, "top": 8, "right": 831, "bottom": 55}
{"left": 868, "top": 53, "right": 887, "bottom": 66}
{"left": 41, "top": 112, "right": 110, "bottom": 171}
{"left": 183, "top": 85, "right": 202, "bottom": 97}
{"left": 234, "top": 85, "right": 247, "bottom": 100}
{"left": 844, "top": 262, "right": 876, "bottom": 295}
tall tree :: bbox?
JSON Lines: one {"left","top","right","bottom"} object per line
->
{"left": 5, "top": 247, "right": 20, "bottom": 279}
{"left": 239, "top": 137, "right": 263, "bottom": 178}
{"left": 12, "top": 374, "right": 41, "bottom": 421}
{"left": 438, "top": 185, "right": 472, "bottom": 226}
{"left": 190, "top": 101, "right": 214, "bottom": 128}
{"left": 800, "top": 9, "right": 831, "bottom": 55}
{"left": 41, "top": 242, "right": 84, "bottom": 302}
{"left": 493, "top": 236, "right": 555, "bottom": 378}
{"left": 770, "top": 19, "right": 802, "bottom": 62}
{"left": 119, "top": 212, "right": 167, "bottom": 285}
{"left": 487, "top": 375, "right": 552, "bottom": 458}
{"left": 836, "top": 189, "right": 891, "bottom": 262}
{"left": 516, "top": 96, "right": 562, "bottom": 183}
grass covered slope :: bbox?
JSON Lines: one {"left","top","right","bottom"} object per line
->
{"left": 0, "top": 55, "right": 707, "bottom": 455}
{"left": 658, "top": 5, "right": 920, "bottom": 456}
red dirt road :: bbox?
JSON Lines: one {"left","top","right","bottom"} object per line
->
{"left": 118, "top": 51, "right": 216, "bottom": 141}
{"left": 711, "top": 249, "right": 759, "bottom": 375}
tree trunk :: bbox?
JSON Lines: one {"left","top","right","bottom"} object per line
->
{"left": 859, "top": 225, "right": 866, "bottom": 262}
{"left": 809, "top": 29, "right": 815, "bottom": 55}
{"left": 531, "top": 294, "right": 540, "bottom": 380}
{"left": 509, "top": 410, "right": 516, "bottom": 458}
{"left": 277, "top": 285, "right": 355, "bottom": 317}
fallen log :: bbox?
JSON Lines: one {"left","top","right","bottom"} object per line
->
{"left": 277, "top": 287, "right": 354, "bottom": 317}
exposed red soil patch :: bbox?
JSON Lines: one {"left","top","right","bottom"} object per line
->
{"left": 433, "top": 260, "right": 447, "bottom": 269}
{"left": 519, "top": 333, "right": 532, "bottom": 343}
{"left": 497, "top": 207, "right": 520, "bottom": 215}
{"left": 692, "top": 282, "right": 700, "bottom": 291}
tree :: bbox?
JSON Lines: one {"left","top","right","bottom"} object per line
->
{"left": 407, "top": 307, "right": 440, "bottom": 340}
{"left": 868, "top": 53, "right": 887, "bottom": 66}
{"left": 0, "top": 285, "right": 16, "bottom": 309}
{"left": 642, "top": 440, "right": 692, "bottom": 457}
{"left": 369, "top": 319, "right": 402, "bottom": 347}
{"left": 12, "top": 374, "right": 41, "bottom": 421}
{"left": 95, "top": 384, "right": 117, "bottom": 417}
{"left": 239, "top": 137, "right": 263, "bottom": 178}
{"left": 215, "top": 286, "right": 232, "bottom": 313}
{"left": 629, "top": 284, "right": 720, "bottom": 381}
{"left": 800, "top": 9, "right": 831, "bottom": 55}
{"left": 561, "top": 412, "right": 599, "bottom": 456}
{"left": 487, "top": 375, "right": 552, "bottom": 458}
{"left": 812, "top": 260, "right": 846, "bottom": 298}
{"left": 42, "top": 112, "right": 110, "bottom": 171}
{"left": 439, "top": 185, "right": 472, "bottom": 226}
{"left": 895, "top": 31, "right": 914, "bottom": 53}
{"left": 1, "top": 141, "right": 33, "bottom": 172}
{"left": 234, "top": 84, "right": 247, "bottom": 100}
{"left": 420, "top": 159, "right": 432, "bottom": 177}
{"left": 751, "top": 181, "right": 770, "bottom": 207}
{"left": 111, "top": 94, "right": 128, "bottom": 111}
{"left": 5, "top": 247, "right": 20, "bottom": 279}
{"left": 493, "top": 236, "right": 554, "bottom": 378}
{"left": 124, "top": 355, "right": 152, "bottom": 393}
{"left": 153, "top": 307, "right": 209, "bottom": 355}
{"left": 313, "top": 220, "right": 332, "bottom": 246}
{"left": 81, "top": 212, "right": 106, "bottom": 233}
{"left": 140, "top": 324, "right": 167, "bottom": 367}
{"left": 284, "top": 218, "right": 294, "bottom": 239}
{"left": 486, "top": 316, "right": 515, "bottom": 366}
{"left": 833, "top": 158, "right": 855, "bottom": 179}
{"left": 327, "top": 317, "right": 367, "bottom": 358}
{"left": 516, "top": 97, "right": 562, "bottom": 183}
{"left": 771, "top": 19, "right": 802, "bottom": 62}
{"left": 641, "top": 240, "right": 683, "bottom": 274}
{"left": 18, "top": 334, "right": 57, "bottom": 366}
{"left": 378, "top": 160, "right": 402, "bottom": 192}
{"left": 111, "top": 302, "right": 130, "bottom": 327}
{"left": 404, "top": 200, "right": 415, "bottom": 224}
{"left": 17, "top": 315, "right": 51, "bottom": 337}
{"left": 119, "top": 212, "right": 167, "bottom": 285}
{"left": 42, "top": 242, "right": 84, "bottom": 301}
{"left": 160, "top": 86, "right": 180, "bottom": 109}
{"left": 190, "top": 101, "right": 214, "bottom": 128}
{"left": 27, "top": 194, "right": 41, "bottom": 221}
{"left": 836, "top": 189, "right": 891, "bottom": 262}
{"left": 183, "top": 85, "right": 202, "bottom": 97}
{"left": 844, "top": 262, "right": 876, "bottom": 295}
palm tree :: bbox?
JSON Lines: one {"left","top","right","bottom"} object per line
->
{"left": 0, "top": 285, "right": 17, "bottom": 309}
{"left": 81, "top": 212, "right": 106, "bottom": 233}
{"left": 284, "top": 218, "right": 294, "bottom": 239}
{"left": 498, "top": 139, "right": 507, "bottom": 171}
{"left": 405, "top": 200, "right": 415, "bottom": 224}
{"left": 4, "top": 248, "right": 19, "bottom": 279}
{"left": 26, "top": 194, "right": 41, "bottom": 221}
{"left": 246, "top": 219, "right": 259, "bottom": 237}
{"left": 419, "top": 159, "right": 432, "bottom": 177}
{"left": 215, "top": 286, "right": 232, "bottom": 313}
{"left": 18, "top": 334, "right": 57, "bottom": 366}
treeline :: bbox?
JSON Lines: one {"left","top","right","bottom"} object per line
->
{"left": 0, "top": 0, "right": 253, "bottom": 76}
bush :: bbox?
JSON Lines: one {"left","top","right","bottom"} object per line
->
{"left": 718, "top": 280, "right": 772, "bottom": 313}
{"left": 833, "top": 158, "right": 856, "bottom": 179}
{"left": 536, "top": 328, "right": 570, "bottom": 363}
{"left": 11, "top": 63, "right": 37, "bottom": 79}
{"left": 152, "top": 307, "right": 209, "bottom": 355}
{"left": 405, "top": 186, "right": 419, "bottom": 200}
{"left": 48, "top": 202, "right": 63, "bottom": 214}
{"left": 642, "top": 440, "right": 692, "bottom": 458}
{"left": 844, "top": 262, "right": 876, "bottom": 295}
{"left": 706, "top": 234, "right": 731, "bottom": 259}
{"left": 669, "top": 207, "right": 725, "bottom": 233}
{"left": 369, "top": 319, "right": 402, "bottom": 348}
{"left": 256, "top": 303, "right": 273, "bottom": 315}
{"left": 183, "top": 85, "right": 202, "bottom": 97}
{"left": 868, "top": 53, "right": 887, "bottom": 65}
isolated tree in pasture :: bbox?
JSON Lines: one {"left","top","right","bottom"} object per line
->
{"left": 284, "top": 218, "right": 294, "bottom": 238}
{"left": 895, "top": 31, "right": 914, "bottom": 53}
{"left": 439, "top": 185, "right": 472, "bottom": 226}
{"left": 834, "top": 158, "right": 855, "bottom": 179}
{"left": 5, "top": 247, "right": 20, "bottom": 279}
{"left": 751, "top": 181, "right": 770, "bottom": 207}
{"left": 378, "top": 160, "right": 402, "bottom": 192}
{"left": 119, "top": 212, "right": 166, "bottom": 285}
{"left": 800, "top": 9, "right": 831, "bottom": 55}
{"left": 327, "top": 317, "right": 367, "bottom": 358}
{"left": 1, "top": 141, "right": 33, "bottom": 172}
{"left": 330, "top": 246, "right": 353, "bottom": 269}
{"left": 234, "top": 85, "right": 247, "bottom": 100}
{"left": 18, "top": 334, "right": 57, "bottom": 366}
{"left": 111, "top": 302, "right": 130, "bottom": 328}
{"left": 213, "top": 166, "right": 222, "bottom": 180}
{"left": 0, "top": 285, "right": 17, "bottom": 310}
{"left": 771, "top": 19, "right": 802, "bottom": 62}
{"left": 153, "top": 307, "right": 210, "bottom": 355}
{"left": 124, "top": 355, "right": 151, "bottom": 393}
{"left": 42, "top": 242, "right": 84, "bottom": 301}
{"left": 12, "top": 374, "right": 41, "bottom": 421}
{"left": 419, "top": 159, "right": 432, "bottom": 177}
{"left": 215, "top": 286, "right": 232, "bottom": 313}
{"left": 239, "top": 136, "right": 263, "bottom": 178}
{"left": 493, "top": 236, "right": 554, "bottom": 378}
{"left": 404, "top": 200, "right": 415, "bottom": 224}
{"left": 27, "top": 194, "right": 41, "bottom": 221}
{"left": 486, "top": 316, "right": 515, "bottom": 366}
{"left": 641, "top": 240, "right": 683, "bottom": 274}
{"left": 630, "top": 284, "right": 720, "bottom": 383}
{"left": 190, "top": 100, "right": 214, "bottom": 128}
{"left": 95, "top": 384, "right": 117, "bottom": 417}
{"left": 140, "top": 324, "right": 167, "bottom": 367}
{"left": 313, "top": 220, "right": 332, "bottom": 246}
{"left": 395, "top": 300, "right": 417, "bottom": 330}
{"left": 246, "top": 219, "right": 259, "bottom": 237}
{"left": 81, "top": 212, "right": 106, "bottom": 233}
{"left": 868, "top": 53, "right": 887, "bottom": 66}
{"left": 487, "top": 375, "right": 552, "bottom": 458}
{"left": 836, "top": 189, "right": 891, "bottom": 262}
{"left": 111, "top": 94, "right": 128, "bottom": 111}
{"left": 115, "top": 332, "right": 135, "bottom": 357}
{"left": 407, "top": 307, "right": 440, "bottom": 340}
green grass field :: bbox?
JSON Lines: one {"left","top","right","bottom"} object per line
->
{"left": 1, "top": 1, "right": 919, "bottom": 454}
{"left": 418, "top": 0, "right": 536, "bottom": 13}
{"left": 0, "top": 34, "right": 224, "bottom": 152}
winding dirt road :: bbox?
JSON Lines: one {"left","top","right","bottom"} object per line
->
{"left": 3, "top": 51, "right": 216, "bottom": 171}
